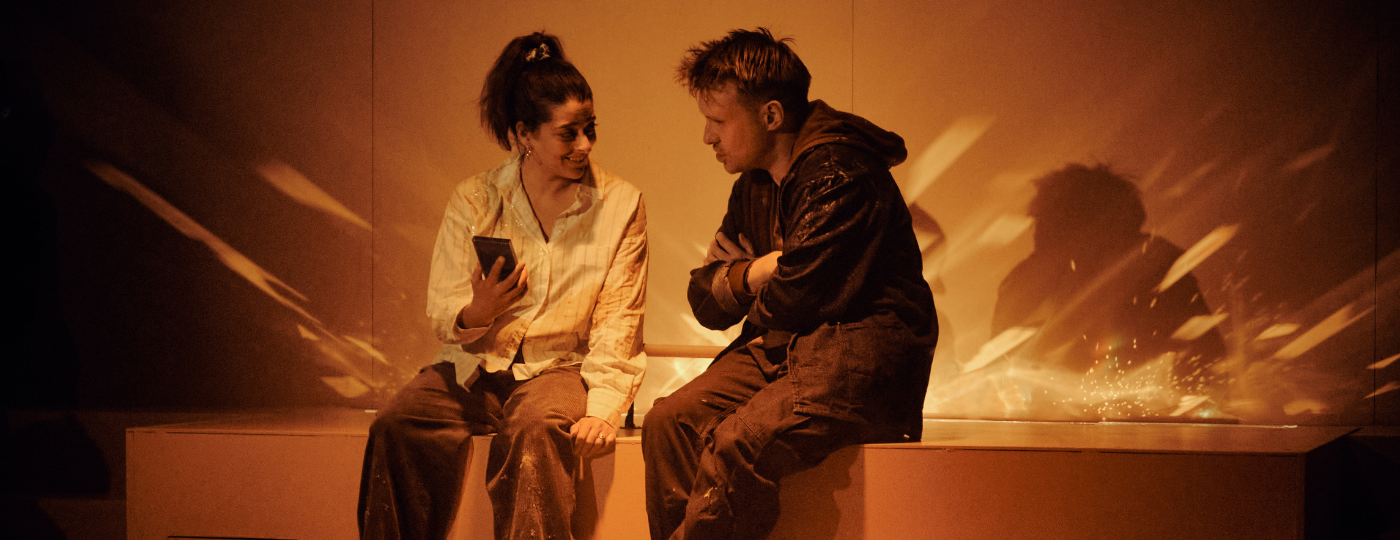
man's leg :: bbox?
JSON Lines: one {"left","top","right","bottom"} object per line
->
{"left": 642, "top": 346, "right": 770, "bottom": 540}
{"left": 358, "top": 363, "right": 500, "bottom": 540}
{"left": 485, "top": 364, "right": 588, "bottom": 540}
{"left": 675, "top": 374, "right": 863, "bottom": 540}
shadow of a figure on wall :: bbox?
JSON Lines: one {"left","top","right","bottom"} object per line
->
{"left": 993, "top": 163, "right": 1226, "bottom": 417}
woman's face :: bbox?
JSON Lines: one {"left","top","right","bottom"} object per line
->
{"left": 519, "top": 98, "right": 596, "bottom": 181}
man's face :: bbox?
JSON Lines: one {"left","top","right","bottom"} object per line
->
{"left": 697, "top": 82, "right": 773, "bottom": 175}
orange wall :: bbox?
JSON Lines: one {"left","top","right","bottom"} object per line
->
{"left": 2, "top": 0, "right": 1393, "bottom": 424}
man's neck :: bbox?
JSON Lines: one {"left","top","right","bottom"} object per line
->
{"left": 762, "top": 132, "right": 799, "bottom": 185}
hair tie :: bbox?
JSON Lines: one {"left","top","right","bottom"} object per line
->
{"left": 525, "top": 43, "right": 551, "bottom": 62}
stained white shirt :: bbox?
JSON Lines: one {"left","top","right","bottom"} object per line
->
{"left": 426, "top": 156, "right": 647, "bottom": 427}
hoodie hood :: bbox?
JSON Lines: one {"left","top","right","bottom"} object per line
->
{"left": 790, "top": 100, "right": 908, "bottom": 169}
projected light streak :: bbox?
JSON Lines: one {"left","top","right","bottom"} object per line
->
{"left": 1165, "top": 158, "right": 1220, "bottom": 199}
{"left": 677, "top": 312, "right": 741, "bottom": 346}
{"left": 87, "top": 161, "right": 314, "bottom": 320}
{"left": 1370, "top": 354, "right": 1400, "bottom": 370}
{"left": 1254, "top": 323, "right": 1300, "bottom": 340}
{"left": 932, "top": 170, "right": 1039, "bottom": 274}
{"left": 87, "top": 161, "right": 400, "bottom": 395}
{"left": 1284, "top": 142, "right": 1336, "bottom": 171}
{"left": 1223, "top": 346, "right": 1342, "bottom": 421}
{"left": 257, "top": 160, "right": 371, "bottom": 230}
{"left": 344, "top": 335, "right": 390, "bottom": 364}
{"left": 321, "top": 376, "right": 372, "bottom": 398}
{"left": 299, "top": 324, "right": 397, "bottom": 397}
{"left": 963, "top": 326, "right": 1037, "bottom": 373}
{"left": 1171, "top": 313, "right": 1228, "bottom": 341}
{"left": 1139, "top": 149, "right": 1176, "bottom": 190}
{"left": 1282, "top": 399, "right": 1327, "bottom": 415}
{"left": 645, "top": 356, "right": 712, "bottom": 403}
{"left": 1273, "top": 302, "right": 1373, "bottom": 360}
{"left": 974, "top": 214, "right": 1033, "bottom": 247}
{"left": 688, "top": 239, "right": 710, "bottom": 262}
{"left": 903, "top": 115, "right": 997, "bottom": 204}
{"left": 1157, "top": 224, "right": 1237, "bottom": 293}
{"left": 1171, "top": 395, "right": 1212, "bottom": 417}
{"left": 1366, "top": 382, "right": 1400, "bottom": 400}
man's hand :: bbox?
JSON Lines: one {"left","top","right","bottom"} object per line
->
{"left": 704, "top": 231, "right": 755, "bottom": 265}
{"left": 569, "top": 416, "right": 617, "bottom": 460}
{"left": 745, "top": 251, "right": 781, "bottom": 292}
{"left": 456, "top": 257, "right": 528, "bottom": 329}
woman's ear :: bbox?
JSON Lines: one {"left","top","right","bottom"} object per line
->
{"left": 513, "top": 121, "right": 530, "bottom": 153}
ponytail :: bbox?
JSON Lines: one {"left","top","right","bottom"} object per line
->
{"left": 479, "top": 32, "right": 593, "bottom": 151}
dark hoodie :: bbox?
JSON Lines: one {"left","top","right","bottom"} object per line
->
{"left": 687, "top": 100, "right": 937, "bottom": 441}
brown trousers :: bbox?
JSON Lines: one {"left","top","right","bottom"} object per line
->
{"left": 358, "top": 362, "right": 588, "bottom": 540}
{"left": 642, "top": 343, "right": 864, "bottom": 540}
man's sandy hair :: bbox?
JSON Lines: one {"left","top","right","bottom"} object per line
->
{"left": 677, "top": 27, "right": 811, "bottom": 123}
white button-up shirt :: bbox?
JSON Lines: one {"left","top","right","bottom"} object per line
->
{"left": 426, "top": 157, "right": 647, "bottom": 427}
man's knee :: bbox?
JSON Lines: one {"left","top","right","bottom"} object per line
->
{"left": 646, "top": 393, "right": 685, "bottom": 427}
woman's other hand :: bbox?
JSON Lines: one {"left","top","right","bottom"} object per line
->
{"left": 569, "top": 416, "right": 617, "bottom": 460}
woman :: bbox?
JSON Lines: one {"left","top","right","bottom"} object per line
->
{"left": 358, "top": 32, "right": 648, "bottom": 540}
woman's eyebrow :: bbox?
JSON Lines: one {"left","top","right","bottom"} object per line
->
{"left": 561, "top": 115, "right": 597, "bottom": 128}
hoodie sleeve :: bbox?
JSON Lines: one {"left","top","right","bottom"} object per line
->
{"left": 750, "top": 147, "right": 885, "bottom": 332}
{"left": 687, "top": 178, "right": 757, "bottom": 330}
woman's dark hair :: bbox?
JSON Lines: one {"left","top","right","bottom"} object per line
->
{"left": 479, "top": 32, "right": 593, "bottom": 151}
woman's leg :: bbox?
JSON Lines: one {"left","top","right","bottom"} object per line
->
{"left": 358, "top": 363, "right": 501, "bottom": 540}
{"left": 485, "top": 364, "right": 588, "bottom": 540}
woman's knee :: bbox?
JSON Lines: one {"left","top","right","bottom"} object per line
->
{"left": 368, "top": 410, "right": 416, "bottom": 443}
{"left": 499, "top": 407, "right": 572, "bottom": 442}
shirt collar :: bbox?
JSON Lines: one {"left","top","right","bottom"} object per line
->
{"left": 492, "top": 156, "right": 601, "bottom": 201}
{"left": 491, "top": 156, "right": 601, "bottom": 227}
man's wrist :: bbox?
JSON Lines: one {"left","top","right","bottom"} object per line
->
{"left": 741, "top": 261, "right": 754, "bottom": 295}
{"left": 727, "top": 259, "right": 755, "bottom": 301}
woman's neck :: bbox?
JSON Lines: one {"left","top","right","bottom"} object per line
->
{"left": 520, "top": 159, "right": 576, "bottom": 196}
{"left": 519, "top": 157, "right": 579, "bottom": 241}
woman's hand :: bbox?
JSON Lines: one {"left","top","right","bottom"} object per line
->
{"left": 569, "top": 416, "right": 617, "bottom": 460}
{"left": 456, "top": 257, "right": 528, "bottom": 329}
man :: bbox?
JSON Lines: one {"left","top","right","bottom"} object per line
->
{"left": 642, "top": 28, "right": 938, "bottom": 540}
